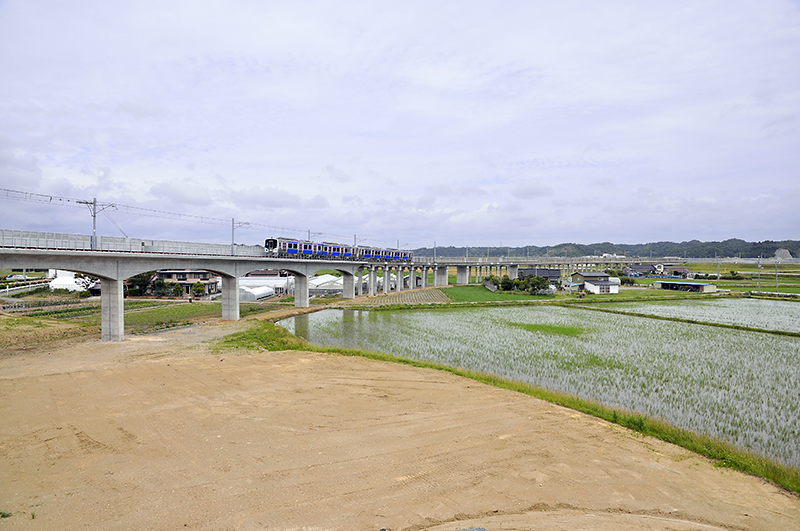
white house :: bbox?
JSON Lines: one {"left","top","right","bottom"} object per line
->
{"left": 570, "top": 272, "right": 620, "bottom": 294}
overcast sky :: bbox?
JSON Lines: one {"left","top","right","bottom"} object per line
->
{"left": 1, "top": 1, "right": 798, "bottom": 249}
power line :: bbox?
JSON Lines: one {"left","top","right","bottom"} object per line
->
{"left": 0, "top": 187, "right": 374, "bottom": 242}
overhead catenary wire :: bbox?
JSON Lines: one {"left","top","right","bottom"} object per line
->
{"left": 0, "top": 187, "right": 399, "bottom": 244}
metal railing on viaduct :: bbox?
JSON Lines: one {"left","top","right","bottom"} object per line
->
{"left": 2, "top": 229, "right": 645, "bottom": 341}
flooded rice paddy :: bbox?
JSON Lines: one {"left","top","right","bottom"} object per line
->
{"left": 598, "top": 297, "right": 800, "bottom": 332}
{"left": 278, "top": 302, "right": 800, "bottom": 467}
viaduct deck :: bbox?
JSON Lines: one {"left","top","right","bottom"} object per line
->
{"left": 2, "top": 228, "right": 662, "bottom": 341}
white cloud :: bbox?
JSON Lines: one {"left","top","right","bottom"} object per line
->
{"left": 0, "top": 1, "right": 798, "bottom": 247}
{"left": 149, "top": 181, "right": 213, "bottom": 206}
{"left": 0, "top": 147, "right": 42, "bottom": 187}
{"left": 512, "top": 181, "right": 553, "bottom": 198}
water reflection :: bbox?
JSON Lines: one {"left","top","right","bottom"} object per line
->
{"left": 294, "top": 312, "right": 310, "bottom": 339}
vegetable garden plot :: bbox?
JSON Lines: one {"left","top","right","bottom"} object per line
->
{"left": 280, "top": 306, "right": 800, "bottom": 467}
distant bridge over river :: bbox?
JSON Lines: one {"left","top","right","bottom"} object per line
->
{"left": 2, "top": 228, "right": 680, "bottom": 341}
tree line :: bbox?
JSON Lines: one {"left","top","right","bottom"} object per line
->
{"left": 413, "top": 238, "right": 799, "bottom": 259}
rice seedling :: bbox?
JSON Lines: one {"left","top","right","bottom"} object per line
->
{"left": 598, "top": 298, "right": 800, "bottom": 333}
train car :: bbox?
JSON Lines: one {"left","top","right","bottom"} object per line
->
{"left": 266, "top": 237, "right": 411, "bottom": 262}
{"left": 265, "top": 237, "right": 300, "bottom": 256}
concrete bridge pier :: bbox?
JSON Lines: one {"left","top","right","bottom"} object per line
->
{"left": 100, "top": 278, "right": 125, "bottom": 341}
{"left": 383, "top": 266, "right": 391, "bottom": 294}
{"left": 433, "top": 265, "right": 448, "bottom": 287}
{"left": 342, "top": 271, "right": 355, "bottom": 299}
{"left": 397, "top": 266, "right": 404, "bottom": 291}
{"left": 369, "top": 267, "right": 378, "bottom": 296}
{"left": 357, "top": 268, "right": 364, "bottom": 296}
{"left": 456, "top": 265, "right": 468, "bottom": 285}
{"left": 294, "top": 274, "right": 309, "bottom": 307}
{"left": 508, "top": 264, "right": 519, "bottom": 280}
{"left": 221, "top": 275, "right": 240, "bottom": 320}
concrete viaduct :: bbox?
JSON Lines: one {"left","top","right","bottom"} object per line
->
{"left": 1, "top": 229, "right": 644, "bottom": 342}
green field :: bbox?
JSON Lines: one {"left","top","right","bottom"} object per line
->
{"left": 7, "top": 299, "right": 282, "bottom": 335}
{"left": 443, "top": 285, "right": 553, "bottom": 302}
{"left": 99, "top": 301, "right": 280, "bottom": 333}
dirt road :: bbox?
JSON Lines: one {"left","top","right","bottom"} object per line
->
{"left": 1, "top": 316, "right": 798, "bottom": 530}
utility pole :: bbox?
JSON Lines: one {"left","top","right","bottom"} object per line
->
{"left": 231, "top": 218, "right": 251, "bottom": 256}
{"left": 77, "top": 197, "right": 115, "bottom": 250}
{"left": 757, "top": 255, "right": 762, "bottom": 293}
{"left": 776, "top": 259, "right": 779, "bottom": 292}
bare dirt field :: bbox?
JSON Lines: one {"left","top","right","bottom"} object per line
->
{"left": 1, "top": 312, "right": 799, "bottom": 531}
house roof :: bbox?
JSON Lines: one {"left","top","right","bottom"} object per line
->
{"left": 657, "top": 280, "right": 712, "bottom": 286}
{"left": 520, "top": 268, "right": 561, "bottom": 278}
{"left": 572, "top": 272, "right": 608, "bottom": 278}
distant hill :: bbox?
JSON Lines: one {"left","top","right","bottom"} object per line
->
{"left": 412, "top": 239, "right": 799, "bottom": 259}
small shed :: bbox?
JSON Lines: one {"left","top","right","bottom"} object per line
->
{"left": 652, "top": 280, "right": 716, "bottom": 293}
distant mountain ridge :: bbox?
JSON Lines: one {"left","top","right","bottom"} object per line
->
{"left": 412, "top": 239, "right": 799, "bottom": 259}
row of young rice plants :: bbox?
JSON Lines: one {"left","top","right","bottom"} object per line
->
{"left": 279, "top": 306, "right": 800, "bottom": 468}
{"left": 594, "top": 297, "right": 800, "bottom": 334}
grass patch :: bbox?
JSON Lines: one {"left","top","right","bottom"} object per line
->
{"left": 102, "top": 302, "right": 223, "bottom": 333}
{"left": 509, "top": 322, "right": 583, "bottom": 336}
{"left": 214, "top": 320, "right": 309, "bottom": 351}
{"left": 115, "top": 301, "right": 280, "bottom": 334}
{"left": 213, "top": 319, "right": 800, "bottom": 496}
{"left": 444, "top": 285, "right": 554, "bottom": 302}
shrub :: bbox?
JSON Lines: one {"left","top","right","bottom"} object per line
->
{"left": 192, "top": 281, "right": 206, "bottom": 297}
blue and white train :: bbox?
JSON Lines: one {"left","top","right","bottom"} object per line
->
{"left": 264, "top": 237, "right": 413, "bottom": 262}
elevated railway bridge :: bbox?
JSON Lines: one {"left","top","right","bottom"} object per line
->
{"left": 3, "top": 229, "right": 650, "bottom": 341}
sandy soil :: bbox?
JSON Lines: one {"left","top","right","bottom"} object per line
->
{"left": 1, "top": 314, "right": 799, "bottom": 531}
